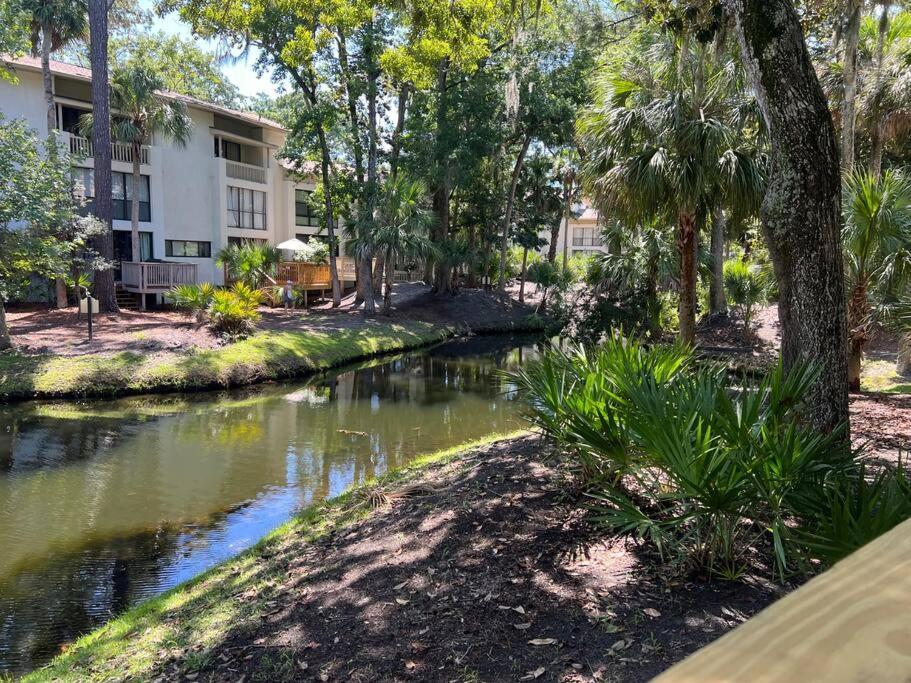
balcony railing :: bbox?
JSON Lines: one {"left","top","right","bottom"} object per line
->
{"left": 275, "top": 257, "right": 359, "bottom": 288}
{"left": 67, "top": 134, "right": 150, "bottom": 165}
{"left": 225, "top": 160, "right": 267, "bottom": 184}
{"left": 121, "top": 261, "right": 197, "bottom": 293}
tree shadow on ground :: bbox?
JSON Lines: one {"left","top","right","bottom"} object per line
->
{"left": 84, "top": 436, "right": 781, "bottom": 683}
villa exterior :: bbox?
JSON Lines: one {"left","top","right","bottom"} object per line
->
{"left": 0, "top": 56, "right": 350, "bottom": 304}
{"left": 546, "top": 205, "right": 610, "bottom": 261}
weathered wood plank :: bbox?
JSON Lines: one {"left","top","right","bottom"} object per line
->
{"left": 655, "top": 517, "right": 911, "bottom": 682}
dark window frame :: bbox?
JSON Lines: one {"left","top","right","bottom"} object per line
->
{"left": 77, "top": 169, "right": 151, "bottom": 222}
{"left": 166, "top": 240, "right": 212, "bottom": 258}
{"left": 295, "top": 189, "right": 320, "bottom": 227}
{"left": 227, "top": 185, "right": 267, "bottom": 230}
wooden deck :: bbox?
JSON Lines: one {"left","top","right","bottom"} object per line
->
{"left": 276, "top": 258, "right": 359, "bottom": 289}
{"left": 655, "top": 517, "right": 911, "bottom": 682}
{"left": 121, "top": 262, "right": 197, "bottom": 295}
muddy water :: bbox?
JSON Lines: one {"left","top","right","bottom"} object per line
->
{"left": 0, "top": 334, "right": 544, "bottom": 675}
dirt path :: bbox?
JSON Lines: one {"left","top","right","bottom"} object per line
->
{"left": 146, "top": 436, "right": 782, "bottom": 682}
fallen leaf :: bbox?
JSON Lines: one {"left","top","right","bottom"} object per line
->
{"left": 520, "top": 667, "right": 546, "bottom": 680}
{"left": 528, "top": 638, "right": 557, "bottom": 646}
{"left": 513, "top": 606, "right": 526, "bottom": 614}
{"left": 405, "top": 661, "right": 416, "bottom": 670}
{"left": 395, "top": 598, "right": 410, "bottom": 606}
{"left": 513, "top": 622, "right": 532, "bottom": 630}
{"left": 643, "top": 608, "right": 661, "bottom": 618}
{"left": 394, "top": 581, "right": 409, "bottom": 591}
{"left": 298, "top": 661, "right": 308, "bottom": 671}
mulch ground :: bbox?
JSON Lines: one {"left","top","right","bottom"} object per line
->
{"left": 5, "top": 284, "right": 538, "bottom": 357}
{"left": 154, "top": 436, "right": 785, "bottom": 683}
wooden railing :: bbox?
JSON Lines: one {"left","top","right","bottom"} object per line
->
{"left": 67, "top": 134, "right": 150, "bottom": 165}
{"left": 276, "top": 258, "right": 359, "bottom": 288}
{"left": 655, "top": 516, "right": 911, "bottom": 682}
{"left": 225, "top": 160, "right": 267, "bottom": 184}
{"left": 121, "top": 261, "right": 197, "bottom": 292}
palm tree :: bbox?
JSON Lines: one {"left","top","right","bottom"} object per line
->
{"left": 578, "top": 31, "right": 763, "bottom": 344}
{"left": 215, "top": 243, "right": 279, "bottom": 289}
{"left": 82, "top": 65, "right": 192, "bottom": 264}
{"left": 842, "top": 170, "right": 911, "bottom": 390}
{"left": 371, "top": 177, "right": 435, "bottom": 315}
{"left": 24, "top": 0, "right": 87, "bottom": 139}
{"left": 23, "top": 0, "right": 87, "bottom": 308}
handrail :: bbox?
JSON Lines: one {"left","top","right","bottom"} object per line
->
{"left": 66, "top": 134, "right": 150, "bottom": 165}
{"left": 121, "top": 261, "right": 197, "bottom": 291}
{"left": 654, "top": 516, "right": 911, "bottom": 682}
{"left": 225, "top": 160, "right": 267, "bottom": 184}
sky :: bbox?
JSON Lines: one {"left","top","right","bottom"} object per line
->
{"left": 143, "top": 0, "right": 281, "bottom": 99}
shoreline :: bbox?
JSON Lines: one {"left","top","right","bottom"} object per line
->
{"left": 23, "top": 431, "right": 531, "bottom": 682}
{"left": 0, "top": 316, "right": 545, "bottom": 404}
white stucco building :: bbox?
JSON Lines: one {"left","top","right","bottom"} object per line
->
{"left": 546, "top": 205, "right": 611, "bottom": 260}
{"left": 0, "top": 56, "right": 342, "bottom": 303}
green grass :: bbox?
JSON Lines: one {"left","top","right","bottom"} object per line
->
{"left": 24, "top": 431, "right": 529, "bottom": 683}
{"left": 0, "top": 322, "right": 446, "bottom": 402}
{"left": 861, "top": 359, "right": 911, "bottom": 394}
{"left": 0, "top": 316, "right": 546, "bottom": 403}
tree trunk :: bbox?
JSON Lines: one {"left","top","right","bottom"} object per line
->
{"left": 561, "top": 172, "right": 573, "bottom": 272}
{"left": 897, "top": 333, "right": 911, "bottom": 376}
{"left": 869, "top": 8, "right": 889, "bottom": 179}
{"left": 726, "top": 0, "right": 850, "bottom": 435}
{"left": 383, "top": 250, "right": 394, "bottom": 315}
{"left": 547, "top": 220, "right": 560, "bottom": 263}
{"left": 709, "top": 205, "right": 727, "bottom": 315}
{"left": 87, "top": 0, "right": 118, "bottom": 313}
{"left": 0, "top": 299, "right": 10, "bottom": 350}
{"left": 846, "top": 279, "right": 869, "bottom": 392}
{"left": 498, "top": 133, "right": 532, "bottom": 291}
{"left": 847, "top": 338, "right": 863, "bottom": 392}
{"left": 677, "top": 211, "right": 697, "bottom": 345}
{"left": 431, "top": 60, "right": 452, "bottom": 294}
{"left": 131, "top": 143, "right": 141, "bottom": 262}
{"left": 315, "top": 126, "right": 341, "bottom": 307}
{"left": 40, "top": 25, "right": 56, "bottom": 138}
{"left": 40, "top": 25, "right": 70, "bottom": 309}
{"left": 358, "top": 255, "right": 375, "bottom": 315}
{"left": 518, "top": 247, "right": 528, "bottom": 303}
{"left": 841, "top": 0, "right": 862, "bottom": 174}
{"left": 389, "top": 84, "right": 410, "bottom": 181}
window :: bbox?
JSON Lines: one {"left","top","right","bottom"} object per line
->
{"left": 76, "top": 169, "right": 151, "bottom": 222}
{"left": 572, "top": 226, "right": 603, "bottom": 247}
{"left": 166, "top": 240, "right": 212, "bottom": 258}
{"left": 227, "top": 237, "right": 267, "bottom": 247}
{"left": 214, "top": 136, "right": 242, "bottom": 162}
{"left": 227, "top": 186, "right": 266, "bottom": 230}
{"left": 295, "top": 189, "right": 320, "bottom": 227}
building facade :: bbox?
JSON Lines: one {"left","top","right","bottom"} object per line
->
{"left": 546, "top": 206, "right": 611, "bottom": 261}
{"left": 0, "top": 56, "right": 338, "bottom": 295}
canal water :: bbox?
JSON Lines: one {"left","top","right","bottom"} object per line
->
{"left": 0, "top": 334, "right": 543, "bottom": 675}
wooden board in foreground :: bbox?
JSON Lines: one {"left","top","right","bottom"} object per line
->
{"left": 655, "top": 517, "right": 911, "bottom": 682}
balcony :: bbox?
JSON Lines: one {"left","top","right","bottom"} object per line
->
{"left": 225, "top": 160, "right": 267, "bottom": 184}
{"left": 121, "top": 261, "right": 197, "bottom": 294}
{"left": 65, "top": 133, "right": 150, "bottom": 165}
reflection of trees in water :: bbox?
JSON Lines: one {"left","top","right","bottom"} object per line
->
{"left": 0, "top": 337, "right": 540, "bottom": 674}
{"left": 0, "top": 526, "right": 184, "bottom": 675}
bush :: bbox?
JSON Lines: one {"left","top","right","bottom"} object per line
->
{"left": 167, "top": 282, "right": 262, "bottom": 339}
{"left": 510, "top": 335, "right": 911, "bottom": 578}
{"left": 723, "top": 259, "right": 769, "bottom": 326}
{"left": 291, "top": 240, "right": 330, "bottom": 264}
{"left": 166, "top": 282, "right": 216, "bottom": 323}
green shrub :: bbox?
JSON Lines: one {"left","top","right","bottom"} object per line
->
{"left": 291, "top": 240, "right": 330, "bottom": 264}
{"left": 511, "top": 335, "right": 911, "bottom": 578}
{"left": 208, "top": 284, "right": 263, "bottom": 339}
{"left": 723, "top": 259, "right": 769, "bottom": 326}
{"left": 166, "top": 282, "right": 262, "bottom": 339}
{"left": 166, "top": 282, "right": 216, "bottom": 323}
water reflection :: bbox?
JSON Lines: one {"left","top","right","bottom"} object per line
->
{"left": 0, "top": 334, "right": 542, "bottom": 674}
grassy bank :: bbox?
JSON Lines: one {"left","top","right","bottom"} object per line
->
{"left": 0, "top": 316, "right": 543, "bottom": 402}
{"left": 24, "top": 431, "right": 529, "bottom": 683}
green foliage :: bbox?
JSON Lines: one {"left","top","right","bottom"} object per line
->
{"left": 167, "top": 282, "right": 263, "bottom": 338}
{"left": 216, "top": 243, "right": 280, "bottom": 289}
{"left": 166, "top": 282, "right": 216, "bottom": 323}
{"left": 110, "top": 31, "right": 242, "bottom": 108}
{"left": 723, "top": 259, "right": 769, "bottom": 326}
{"left": 0, "top": 116, "right": 106, "bottom": 302}
{"left": 208, "top": 284, "right": 264, "bottom": 339}
{"left": 511, "top": 335, "right": 911, "bottom": 578}
{"left": 291, "top": 240, "right": 330, "bottom": 265}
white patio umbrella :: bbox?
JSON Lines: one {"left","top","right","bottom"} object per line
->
{"left": 276, "top": 238, "right": 309, "bottom": 251}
